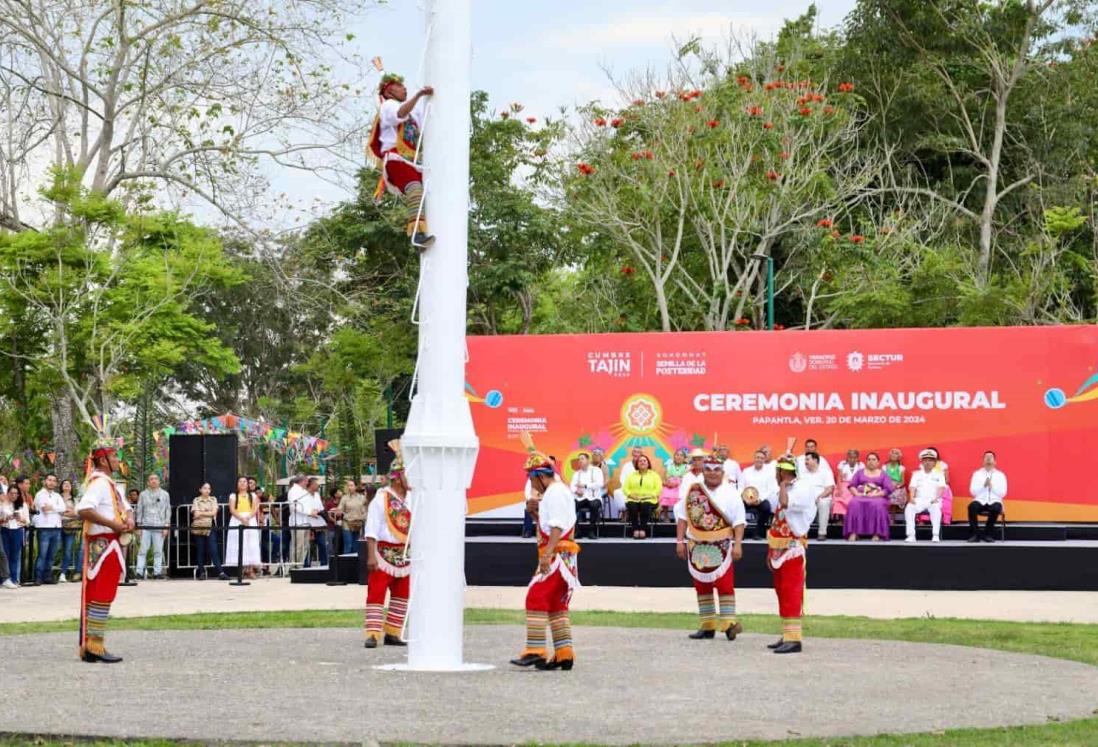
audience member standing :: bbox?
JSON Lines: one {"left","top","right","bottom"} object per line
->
{"left": 14, "top": 476, "right": 33, "bottom": 584}
{"left": 59, "top": 479, "right": 82, "bottom": 582}
{"left": 968, "top": 451, "right": 1007, "bottom": 543}
{"left": 135, "top": 474, "right": 171, "bottom": 579}
{"left": 287, "top": 475, "right": 314, "bottom": 566}
{"left": 190, "top": 482, "right": 228, "bottom": 580}
{"left": 225, "top": 476, "right": 261, "bottom": 578}
{"left": 1, "top": 485, "right": 28, "bottom": 587}
{"left": 336, "top": 480, "right": 368, "bottom": 555}
{"left": 308, "top": 478, "right": 330, "bottom": 566}
{"left": 33, "top": 473, "right": 65, "bottom": 584}
{"left": 906, "top": 449, "right": 945, "bottom": 543}
{"left": 324, "top": 487, "right": 342, "bottom": 555}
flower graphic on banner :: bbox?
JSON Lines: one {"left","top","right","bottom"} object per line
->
{"left": 624, "top": 396, "right": 659, "bottom": 433}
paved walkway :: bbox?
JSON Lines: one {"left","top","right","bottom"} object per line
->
{"left": 2, "top": 579, "right": 1097, "bottom": 624}
{"left": 3, "top": 626, "right": 1097, "bottom": 744}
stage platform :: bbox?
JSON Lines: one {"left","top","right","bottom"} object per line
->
{"left": 291, "top": 518, "right": 1098, "bottom": 591}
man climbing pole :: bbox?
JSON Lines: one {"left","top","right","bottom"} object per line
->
{"left": 368, "top": 70, "right": 436, "bottom": 249}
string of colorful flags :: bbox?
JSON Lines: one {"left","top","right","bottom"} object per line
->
{"left": 153, "top": 413, "right": 337, "bottom": 465}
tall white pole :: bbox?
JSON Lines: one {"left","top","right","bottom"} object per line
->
{"left": 400, "top": 0, "right": 480, "bottom": 671}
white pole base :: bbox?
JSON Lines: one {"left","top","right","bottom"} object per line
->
{"left": 374, "top": 662, "right": 495, "bottom": 673}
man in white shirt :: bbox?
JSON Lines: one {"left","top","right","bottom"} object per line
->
{"left": 33, "top": 473, "right": 65, "bottom": 584}
{"left": 715, "top": 444, "right": 743, "bottom": 489}
{"left": 569, "top": 451, "right": 605, "bottom": 539}
{"left": 767, "top": 457, "right": 817, "bottom": 654}
{"left": 798, "top": 452, "right": 835, "bottom": 541}
{"left": 796, "top": 438, "right": 832, "bottom": 479}
{"left": 968, "top": 451, "right": 1007, "bottom": 543}
{"left": 367, "top": 72, "right": 436, "bottom": 248}
{"left": 76, "top": 442, "right": 134, "bottom": 663}
{"left": 906, "top": 449, "right": 946, "bottom": 542}
{"left": 287, "top": 475, "right": 316, "bottom": 566}
{"left": 674, "top": 458, "right": 746, "bottom": 641}
{"left": 678, "top": 448, "right": 708, "bottom": 500}
{"left": 511, "top": 436, "right": 580, "bottom": 671}
{"left": 741, "top": 449, "right": 780, "bottom": 539}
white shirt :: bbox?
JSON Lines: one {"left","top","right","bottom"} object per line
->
{"left": 910, "top": 469, "right": 947, "bottom": 503}
{"left": 837, "top": 461, "right": 865, "bottom": 483}
{"left": 678, "top": 469, "right": 706, "bottom": 500}
{"left": 379, "top": 97, "right": 426, "bottom": 153}
{"left": 796, "top": 454, "right": 833, "bottom": 480}
{"left": 721, "top": 459, "right": 743, "bottom": 489}
{"left": 1, "top": 501, "right": 29, "bottom": 530}
{"left": 673, "top": 482, "right": 746, "bottom": 535}
{"left": 741, "top": 464, "right": 780, "bottom": 508}
{"left": 570, "top": 465, "right": 604, "bottom": 502}
{"left": 76, "top": 472, "right": 132, "bottom": 536}
{"left": 33, "top": 489, "right": 65, "bottom": 529}
{"left": 798, "top": 465, "right": 836, "bottom": 499}
{"left": 364, "top": 488, "right": 408, "bottom": 544}
{"left": 969, "top": 468, "right": 1007, "bottom": 506}
{"left": 538, "top": 481, "right": 577, "bottom": 535}
{"left": 782, "top": 479, "right": 819, "bottom": 537}
{"left": 525, "top": 474, "right": 562, "bottom": 501}
{"left": 287, "top": 483, "right": 313, "bottom": 527}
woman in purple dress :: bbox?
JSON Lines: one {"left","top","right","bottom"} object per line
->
{"left": 843, "top": 452, "right": 894, "bottom": 541}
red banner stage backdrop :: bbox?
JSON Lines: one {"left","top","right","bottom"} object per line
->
{"left": 464, "top": 325, "right": 1098, "bottom": 522}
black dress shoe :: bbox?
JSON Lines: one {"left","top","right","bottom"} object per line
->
{"left": 509, "top": 653, "right": 546, "bottom": 667}
{"left": 773, "top": 641, "right": 802, "bottom": 654}
{"left": 767, "top": 638, "right": 784, "bottom": 649}
{"left": 725, "top": 622, "right": 744, "bottom": 641}
{"left": 535, "top": 658, "right": 574, "bottom": 671}
{"left": 81, "top": 651, "right": 123, "bottom": 663}
{"left": 688, "top": 629, "right": 715, "bottom": 640}
{"left": 364, "top": 637, "right": 378, "bottom": 649}
{"left": 981, "top": 535, "right": 996, "bottom": 543}
{"left": 967, "top": 535, "right": 981, "bottom": 543}
{"left": 217, "top": 572, "right": 229, "bottom": 580}
{"left": 384, "top": 634, "right": 407, "bottom": 647}
{"left": 412, "top": 232, "right": 436, "bottom": 249}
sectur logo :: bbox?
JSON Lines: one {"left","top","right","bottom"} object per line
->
{"left": 846, "top": 351, "right": 865, "bottom": 372}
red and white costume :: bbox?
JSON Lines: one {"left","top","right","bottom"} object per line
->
{"left": 76, "top": 469, "right": 131, "bottom": 658}
{"left": 767, "top": 477, "right": 817, "bottom": 644}
{"left": 521, "top": 480, "right": 580, "bottom": 664}
{"left": 363, "top": 486, "right": 411, "bottom": 643}
{"left": 674, "top": 480, "right": 745, "bottom": 632}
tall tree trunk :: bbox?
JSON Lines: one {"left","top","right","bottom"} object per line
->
{"left": 49, "top": 391, "right": 80, "bottom": 482}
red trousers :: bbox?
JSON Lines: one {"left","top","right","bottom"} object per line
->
{"left": 79, "top": 534, "right": 124, "bottom": 657}
{"left": 526, "top": 568, "right": 571, "bottom": 613}
{"left": 692, "top": 564, "right": 735, "bottom": 596}
{"left": 367, "top": 568, "right": 410, "bottom": 604}
{"left": 384, "top": 157, "right": 423, "bottom": 193}
{"left": 772, "top": 555, "right": 805, "bottom": 619}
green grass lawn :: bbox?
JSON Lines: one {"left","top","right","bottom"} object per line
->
{"left": 2, "top": 609, "right": 1097, "bottom": 746}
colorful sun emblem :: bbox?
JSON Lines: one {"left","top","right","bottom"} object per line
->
{"left": 620, "top": 393, "right": 662, "bottom": 435}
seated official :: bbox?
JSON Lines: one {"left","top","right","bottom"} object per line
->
{"left": 905, "top": 449, "right": 945, "bottom": 543}
{"left": 798, "top": 452, "right": 835, "bottom": 541}
{"left": 623, "top": 453, "right": 662, "bottom": 540}
{"left": 740, "top": 449, "right": 779, "bottom": 539}
{"left": 570, "top": 451, "right": 605, "bottom": 539}
{"left": 843, "top": 452, "right": 894, "bottom": 542}
{"left": 967, "top": 451, "right": 1007, "bottom": 543}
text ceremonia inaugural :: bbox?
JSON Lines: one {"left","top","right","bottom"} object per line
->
{"left": 464, "top": 326, "right": 1098, "bottom": 522}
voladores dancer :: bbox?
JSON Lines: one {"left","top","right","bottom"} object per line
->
{"left": 363, "top": 440, "right": 412, "bottom": 649}
{"left": 675, "top": 456, "right": 746, "bottom": 641}
{"left": 766, "top": 456, "right": 817, "bottom": 654}
{"left": 510, "top": 432, "right": 580, "bottom": 671}
{"left": 367, "top": 70, "right": 436, "bottom": 249}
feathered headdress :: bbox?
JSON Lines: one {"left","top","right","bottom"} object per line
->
{"left": 388, "top": 438, "right": 405, "bottom": 475}
{"left": 84, "top": 415, "right": 119, "bottom": 477}
{"left": 520, "top": 431, "right": 554, "bottom": 476}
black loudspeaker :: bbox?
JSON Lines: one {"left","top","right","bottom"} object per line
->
{"left": 168, "top": 434, "right": 238, "bottom": 506}
{"left": 374, "top": 428, "right": 403, "bottom": 475}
